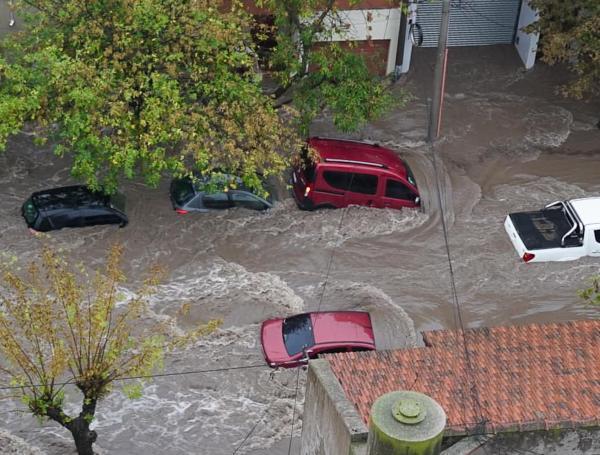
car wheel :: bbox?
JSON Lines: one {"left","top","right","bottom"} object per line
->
{"left": 296, "top": 203, "right": 313, "bottom": 211}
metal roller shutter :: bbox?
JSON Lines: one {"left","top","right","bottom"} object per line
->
{"left": 417, "top": 0, "right": 522, "bottom": 47}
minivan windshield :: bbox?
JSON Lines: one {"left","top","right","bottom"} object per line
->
{"left": 403, "top": 160, "right": 418, "bottom": 187}
{"left": 282, "top": 314, "right": 315, "bottom": 356}
{"left": 171, "top": 179, "right": 196, "bottom": 206}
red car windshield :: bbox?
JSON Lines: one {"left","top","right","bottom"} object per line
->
{"left": 282, "top": 314, "right": 315, "bottom": 356}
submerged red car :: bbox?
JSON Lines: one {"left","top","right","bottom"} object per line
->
{"left": 260, "top": 311, "right": 376, "bottom": 368}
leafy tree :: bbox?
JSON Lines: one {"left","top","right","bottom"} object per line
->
{"left": 0, "top": 0, "right": 397, "bottom": 193}
{"left": 578, "top": 275, "right": 600, "bottom": 306}
{"left": 0, "top": 244, "right": 219, "bottom": 455}
{"left": 528, "top": 1, "right": 600, "bottom": 99}
{"left": 0, "top": 0, "right": 301, "bottom": 193}
{"left": 257, "top": 0, "right": 399, "bottom": 134}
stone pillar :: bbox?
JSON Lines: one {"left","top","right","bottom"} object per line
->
{"left": 367, "top": 391, "right": 446, "bottom": 455}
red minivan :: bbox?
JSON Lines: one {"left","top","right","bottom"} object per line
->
{"left": 291, "top": 137, "right": 420, "bottom": 210}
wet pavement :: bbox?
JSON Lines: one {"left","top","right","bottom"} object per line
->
{"left": 0, "top": 45, "right": 599, "bottom": 454}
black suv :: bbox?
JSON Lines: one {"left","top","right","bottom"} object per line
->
{"left": 21, "top": 185, "right": 128, "bottom": 232}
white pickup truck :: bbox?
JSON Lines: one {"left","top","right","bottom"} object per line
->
{"left": 504, "top": 197, "right": 600, "bottom": 262}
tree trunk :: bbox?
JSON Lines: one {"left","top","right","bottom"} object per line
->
{"left": 45, "top": 392, "right": 99, "bottom": 455}
{"left": 70, "top": 417, "right": 98, "bottom": 455}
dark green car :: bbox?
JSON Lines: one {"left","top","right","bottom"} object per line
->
{"left": 22, "top": 185, "right": 128, "bottom": 232}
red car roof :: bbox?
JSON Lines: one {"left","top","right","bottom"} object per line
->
{"left": 310, "top": 311, "right": 375, "bottom": 346}
{"left": 308, "top": 137, "right": 408, "bottom": 179}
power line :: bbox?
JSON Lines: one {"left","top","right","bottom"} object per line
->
{"left": 0, "top": 363, "right": 268, "bottom": 391}
{"left": 457, "top": 1, "right": 520, "bottom": 32}
{"left": 427, "top": 0, "right": 486, "bottom": 431}
{"left": 315, "top": 209, "right": 348, "bottom": 313}
{"left": 232, "top": 401, "right": 273, "bottom": 455}
{"left": 286, "top": 368, "right": 301, "bottom": 455}
{"left": 429, "top": 139, "right": 487, "bottom": 431}
{"left": 315, "top": 173, "right": 354, "bottom": 314}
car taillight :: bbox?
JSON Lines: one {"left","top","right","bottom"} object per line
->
{"left": 176, "top": 209, "right": 189, "bottom": 215}
{"left": 304, "top": 186, "right": 311, "bottom": 197}
{"left": 522, "top": 252, "right": 535, "bottom": 263}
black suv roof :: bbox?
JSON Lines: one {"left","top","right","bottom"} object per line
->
{"left": 31, "top": 185, "right": 111, "bottom": 212}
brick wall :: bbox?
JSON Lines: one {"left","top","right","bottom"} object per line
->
{"left": 314, "top": 39, "right": 390, "bottom": 76}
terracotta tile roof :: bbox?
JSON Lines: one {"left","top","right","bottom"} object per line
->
{"left": 326, "top": 320, "right": 600, "bottom": 435}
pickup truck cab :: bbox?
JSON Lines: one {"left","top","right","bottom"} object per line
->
{"left": 504, "top": 197, "right": 600, "bottom": 263}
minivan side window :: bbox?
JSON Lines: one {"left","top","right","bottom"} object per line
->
{"left": 323, "top": 171, "right": 352, "bottom": 191}
{"left": 595, "top": 229, "right": 600, "bottom": 243}
{"left": 323, "top": 171, "right": 378, "bottom": 194}
{"left": 350, "top": 173, "right": 378, "bottom": 195}
{"left": 386, "top": 179, "right": 413, "bottom": 200}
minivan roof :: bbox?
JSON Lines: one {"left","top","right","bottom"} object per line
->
{"left": 308, "top": 137, "right": 408, "bottom": 178}
{"left": 32, "top": 185, "right": 110, "bottom": 211}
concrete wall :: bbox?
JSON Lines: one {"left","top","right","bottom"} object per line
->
{"left": 300, "top": 359, "right": 369, "bottom": 455}
{"left": 514, "top": 0, "right": 539, "bottom": 69}
{"left": 397, "top": 1, "right": 417, "bottom": 74}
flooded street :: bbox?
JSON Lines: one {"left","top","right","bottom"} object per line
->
{"left": 0, "top": 46, "right": 599, "bottom": 454}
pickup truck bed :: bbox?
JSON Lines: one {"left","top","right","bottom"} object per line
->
{"left": 508, "top": 208, "right": 577, "bottom": 250}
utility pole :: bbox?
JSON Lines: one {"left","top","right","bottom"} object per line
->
{"left": 427, "top": 0, "right": 451, "bottom": 142}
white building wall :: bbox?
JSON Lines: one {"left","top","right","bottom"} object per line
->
{"left": 398, "top": 1, "right": 418, "bottom": 74}
{"left": 323, "top": 8, "right": 402, "bottom": 75}
{"left": 515, "top": 0, "right": 539, "bottom": 69}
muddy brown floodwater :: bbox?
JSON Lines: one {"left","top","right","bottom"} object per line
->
{"left": 0, "top": 46, "right": 599, "bottom": 454}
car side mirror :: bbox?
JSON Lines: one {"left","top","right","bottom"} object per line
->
{"left": 301, "top": 347, "right": 313, "bottom": 362}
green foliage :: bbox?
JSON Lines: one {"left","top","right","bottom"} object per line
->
{"left": 578, "top": 275, "right": 600, "bottom": 306}
{"left": 295, "top": 44, "right": 398, "bottom": 133}
{"left": 257, "top": 0, "right": 399, "bottom": 132}
{"left": 528, "top": 1, "right": 600, "bottom": 99}
{"left": 0, "top": 0, "right": 300, "bottom": 193}
{"left": 0, "top": 244, "right": 219, "bottom": 453}
{"left": 122, "top": 383, "right": 144, "bottom": 400}
{"left": 0, "top": 0, "right": 400, "bottom": 193}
